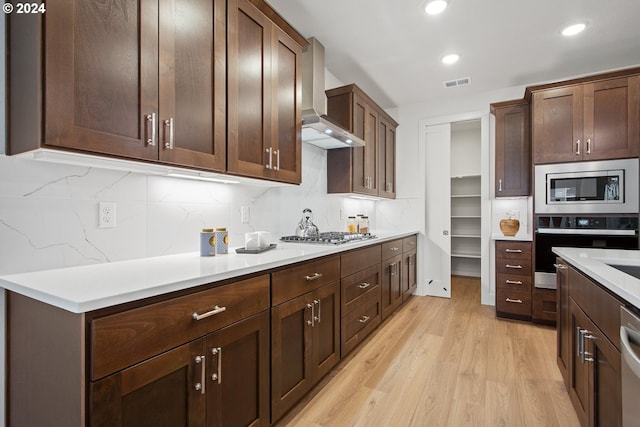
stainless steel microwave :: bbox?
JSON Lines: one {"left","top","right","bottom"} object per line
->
{"left": 534, "top": 158, "right": 639, "bottom": 214}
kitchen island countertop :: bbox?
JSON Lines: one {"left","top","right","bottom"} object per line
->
{"left": 0, "top": 230, "right": 418, "bottom": 313}
{"left": 552, "top": 247, "right": 640, "bottom": 309}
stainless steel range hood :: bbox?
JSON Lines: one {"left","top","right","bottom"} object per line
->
{"left": 301, "top": 38, "right": 365, "bottom": 149}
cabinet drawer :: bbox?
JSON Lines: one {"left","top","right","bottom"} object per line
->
{"left": 495, "top": 258, "right": 532, "bottom": 275}
{"left": 495, "top": 241, "right": 531, "bottom": 260}
{"left": 342, "top": 264, "right": 381, "bottom": 307}
{"left": 533, "top": 288, "right": 557, "bottom": 324}
{"left": 341, "top": 290, "right": 381, "bottom": 356}
{"left": 381, "top": 239, "right": 403, "bottom": 260}
{"left": 496, "top": 288, "right": 532, "bottom": 318}
{"left": 341, "top": 245, "right": 381, "bottom": 277}
{"left": 496, "top": 273, "right": 532, "bottom": 291}
{"left": 272, "top": 256, "right": 340, "bottom": 306}
{"left": 91, "top": 274, "right": 270, "bottom": 381}
{"left": 402, "top": 235, "right": 417, "bottom": 253}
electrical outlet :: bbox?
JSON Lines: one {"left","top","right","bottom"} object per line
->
{"left": 99, "top": 202, "right": 116, "bottom": 228}
{"left": 241, "top": 205, "right": 250, "bottom": 223}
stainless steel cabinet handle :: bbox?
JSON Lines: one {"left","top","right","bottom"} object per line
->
{"left": 579, "top": 329, "right": 595, "bottom": 363}
{"left": 164, "top": 118, "right": 174, "bottom": 149}
{"left": 265, "top": 147, "right": 273, "bottom": 170}
{"left": 358, "top": 315, "right": 370, "bottom": 323}
{"left": 505, "top": 264, "right": 523, "bottom": 269}
{"left": 211, "top": 347, "right": 222, "bottom": 384}
{"left": 314, "top": 299, "right": 321, "bottom": 323}
{"left": 145, "top": 113, "right": 156, "bottom": 146}
{"left": 389, "top": 247, "right": 400, "bottom": 251}
{"left": 576, "top": 327, "right": 583, "bottom": 358}
{"left": 390, "top": 262, "right": 397, "bottom": 276}
{"left": 358, "top": 282, "right": 371, "bottom": 289}
{"left": 193, "top": 305, "right": 227, "bottom": 321}
{"left": 194, "top": 355, "right": 205, "bottom": 394}
{"left": 505, "top": 298, "right": 523, "bottom": 304}
{"left": 575, "top": 139, "right": 581, "bottom": 155}
{"left": 505, "top": 280, "right": 523, "bottom": 285}
{"left": 305, "top": 272, "right": 323, "bottom": 281}
{"left": 505, "top": 249, "right": 522, "bottom": 253}
{"left": 498, "top": 179, "right": 503, "bottom": 192}
{"left": 275, "top": 149, "right": 280, "bottom": 171}
{"left": 307, "top": 302, "right": 315, "bottom": 327}
{"left": 586, "top": 138, "right": 591, "bottom": 154}
{"left": 553, "top": 263, "right": 568, "bottom": 270}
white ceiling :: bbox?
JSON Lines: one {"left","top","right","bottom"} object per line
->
{"left": 268, "top": 0, "right": 640, "bottom": 109}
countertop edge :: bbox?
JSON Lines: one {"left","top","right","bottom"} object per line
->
{"left": 0, "top": 231, "right": 419, "bottom": 313}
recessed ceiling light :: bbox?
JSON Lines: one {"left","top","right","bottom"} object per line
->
{"left": 562, "top": 23, "right": 587, "bottom": 36}
{"left": 425, "top": 0, "right": 447, "bottom": 15}
{"left": 442, "top": 54, "right": 459, "bottom": 65}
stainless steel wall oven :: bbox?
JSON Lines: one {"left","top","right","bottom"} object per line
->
{"left": 534, "top": 215, "right": 639, "bottom": 289}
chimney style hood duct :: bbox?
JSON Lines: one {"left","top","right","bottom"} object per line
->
{"left": 301, "top": 38, "right": 365, "bottom": 149}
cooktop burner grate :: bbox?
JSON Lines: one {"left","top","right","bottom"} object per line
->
{"left": 280, "top": 232, "right": 376, "bottom": 245}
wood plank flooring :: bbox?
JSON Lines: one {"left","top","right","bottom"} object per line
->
{"left": 275, "top": 276, "right": 580, "bottom": 427}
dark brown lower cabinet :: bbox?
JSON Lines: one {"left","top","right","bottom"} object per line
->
{"left": 401, "top": 249, "right": 417, "bottom": 300}
{"left": 569, "top": 299, "right": 622, "bottom": 427}
{"left": 556, "top": 258, "right": 570, "bottom": 389}
{"left": 271, "top": 282, "right": 340, "bottom": 423}
{"left": 381, "top": 254, "right": 403, "bottom": 320}
{"left": 91, "top": 311, "right": 270, "bottom": 427}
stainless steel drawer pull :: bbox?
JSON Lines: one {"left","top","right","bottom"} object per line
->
{"left": 505, "top": 280, "right": 523, "bottom": 285}
{"left": 358, "top": 315, "right": 370, "bottom": 323}
{"left": 358, "top": 282, "right": 371, "bottom": 289}
{"left": 505, "top": 264, "right": 523, "bottom": 269}
{"left": 211, "top": 347, "right": 222, "bottom": 384}
{"left": 305, "top": 272, "right": 324, "bottom": 281}
{"left": 194, "top": 355, "right": 205, "bottom": 394}
{"left": 389, "top": 247, "right": 400, "bottom": 251}
{"left": 553, "top": 263, "right": 568, "bottom": 270}
{"left": 192, "top": 305, "right": 227, "bottom": 321}
{"left": 505, "top": 298, "right": 523, "bottom": 304}
{"left": 505, "top": 249, "right": 522, "bottom": 253}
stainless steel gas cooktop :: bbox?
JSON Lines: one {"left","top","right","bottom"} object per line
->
{"left": 280, "top": 232, "right": 376, "bottom": 245}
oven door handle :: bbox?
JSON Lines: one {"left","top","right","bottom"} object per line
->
{"left": 536, "top": 228, "right": 637, "bottom": 236}
{"left": 621, "top": 325, "right": 640, "bottom": 378}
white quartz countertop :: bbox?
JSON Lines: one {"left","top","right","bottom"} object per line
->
{"left": 0, "top": 231, "right": 418, "bottom": 314}
{"left": 553, "top": 247, "right": 640, "bottom": 309}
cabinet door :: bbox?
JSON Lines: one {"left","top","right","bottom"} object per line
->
{"left": 227, "top": 0, "right": 272, "bottom": 179}
{"left": 401, "top": 250, "right": 417, "bottom": 300}
{"left": 556, "top": 259, "right": 570, "bottom": 389}
{"left": 378, "top": 116, "right": 396, "bottom": 198}
{"left": 207, "top": 311, "right": 269, "bottom": 427}
{"left": 90, "top": 339, "right": 206, "bottom": 427}
{"left": 494, "top": 102, "right": 531, "bottom": 196}
{"left": 381, "top": 255, "right": 403, "bottom": 320}
{"left": 311, "top": 282, "right": 341, "bottom": 382}
{"left": 44, "top": 0, "right": 159, "bottom": 160}
{"left": 587, "top": 322, "right": 622, "bottom": 427}
{"left": 270, "top": 293, "right": 314, "bottom": 422}
{"left": 532, "top": 86, "right": 583, "bottom": 164}
{"left": 583, "top": 76, "right": 640, "bottom": 161}
{"left": 352, "top": 95, "right": 379, "bottom": 196}
{"left": 158, "top": 0, "right": 226, "bottom": 172}
{"left": 569, "top": 300, "right": 591, "bottom": 427}
{"left": 270, "top": 28, "right": 302, "bottom": 184}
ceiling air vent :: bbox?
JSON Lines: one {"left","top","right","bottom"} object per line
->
{"left": 443, "top": 77, "right": 471, "bottom": 88}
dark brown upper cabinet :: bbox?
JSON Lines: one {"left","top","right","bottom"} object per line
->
{"left": 491, "top": 100, "right": 531, "bottom": 197}
{"left": 227, "top": 0, "right": 305, "bottom": 184}
{"left": 326, "top": 84, "right": 399, "bottom": 199}
{"left": 8, "top": 0, "right": 226, "bottom": 172}
{"left": 531, "top": 74, "right": 640, "bottom": 164}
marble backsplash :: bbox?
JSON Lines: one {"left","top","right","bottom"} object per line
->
{"left": 0, "top": 144, "right": 393, "bottom": 275}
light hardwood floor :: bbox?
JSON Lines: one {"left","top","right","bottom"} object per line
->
{"left": 275, "top": 276, "right": 580, "bottom": 427}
